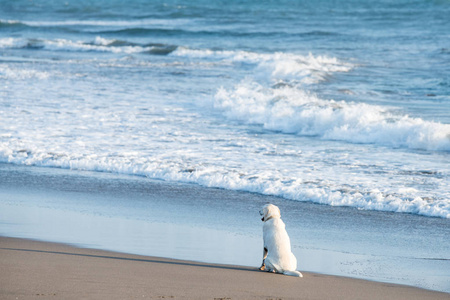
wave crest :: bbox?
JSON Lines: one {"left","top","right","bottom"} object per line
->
{"left": 0, "top": 150, "right": 448, "bottom": 218}
{"left": 0, "top": 37, "right": 178, "bottom": 55}
{"left": 172, "top": 48, "right": 353, "bottom": 84}
{"left": 214, "top": 80, "right": 450, "bottom": 151}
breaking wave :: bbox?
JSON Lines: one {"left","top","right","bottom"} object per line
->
{"left": 0, "top": 37, "right": 178, "bottom": 55}
{"left": 172, "top": 48, "right": 353, "bottom": 84}
{"left": 214, "top": 80, "right": 450, "bottom": 151}
{"left": 0, "top": 148, "right": 448, "bottom": 219}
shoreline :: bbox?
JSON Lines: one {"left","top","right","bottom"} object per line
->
{"left": 1, "top": 163, "right": 449, "bottom": 293}
{"left": 1, "top": 236, "right": 449, "bottom": 300}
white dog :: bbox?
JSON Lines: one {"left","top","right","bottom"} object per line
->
{"left": 259, "top": 204, "right": 303, "bottom": 277}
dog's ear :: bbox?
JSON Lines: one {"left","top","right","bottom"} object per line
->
{"left": 270, "top": 205, "right": 281, "bottom": 218}
{"left": 261, "top": 204, "right": 270, "bottom": 221}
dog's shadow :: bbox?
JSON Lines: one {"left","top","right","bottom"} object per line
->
{"left": 1, "top": 246, "right": 260, "bottom": 273}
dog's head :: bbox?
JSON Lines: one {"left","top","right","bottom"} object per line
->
{"left": 260, "top": 204, "right": 281, "bottom": 222}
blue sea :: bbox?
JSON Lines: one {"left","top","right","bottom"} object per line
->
{"left": 1, "top": 0, "right": 449, "bottom": 292}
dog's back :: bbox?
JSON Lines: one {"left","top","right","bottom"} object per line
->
{"left": 263, "top": 218, "right": 299, "bottom": 275}
{"left": 263, "top": 218, "right": 291, "bottom": 257}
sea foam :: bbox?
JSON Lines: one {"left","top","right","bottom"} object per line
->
{"left": 0, "top": 148, "right": 448, "bottom": 219}
{"left": 0, "top": 37, "right": 162, "bottom": 54}
{"left": 175, "top": 48, "right": 450, "bottom": 152}
{"left": 0, "top": 37, "right": 352, "bottom": 82}
{"left": 214, "top": 81, "right": 450, "bottom": 151}
{"left": 171, "top": 48, "right": 353, "bottom": 84}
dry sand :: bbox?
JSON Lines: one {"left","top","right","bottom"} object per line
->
{"left": 1, "top": 237, "right": 448, "bottom": 300}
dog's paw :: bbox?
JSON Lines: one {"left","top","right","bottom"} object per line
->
{"left": 259, "top": 265, "right": 266, "bottom": 271}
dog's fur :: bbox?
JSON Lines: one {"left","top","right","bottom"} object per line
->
{"left": 259, "top": 204, "right": 303, "bottom": 277}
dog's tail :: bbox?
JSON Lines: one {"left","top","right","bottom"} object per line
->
{"left": 283, "top": 270, "right": 303, "bottom": 277}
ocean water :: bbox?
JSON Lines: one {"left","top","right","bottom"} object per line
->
{"left": 1, "top": 0, "right": 450, "bottom": 219}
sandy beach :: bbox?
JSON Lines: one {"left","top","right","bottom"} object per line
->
{"left": 1, "top": 237, "right": 448, "bottom": 300}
